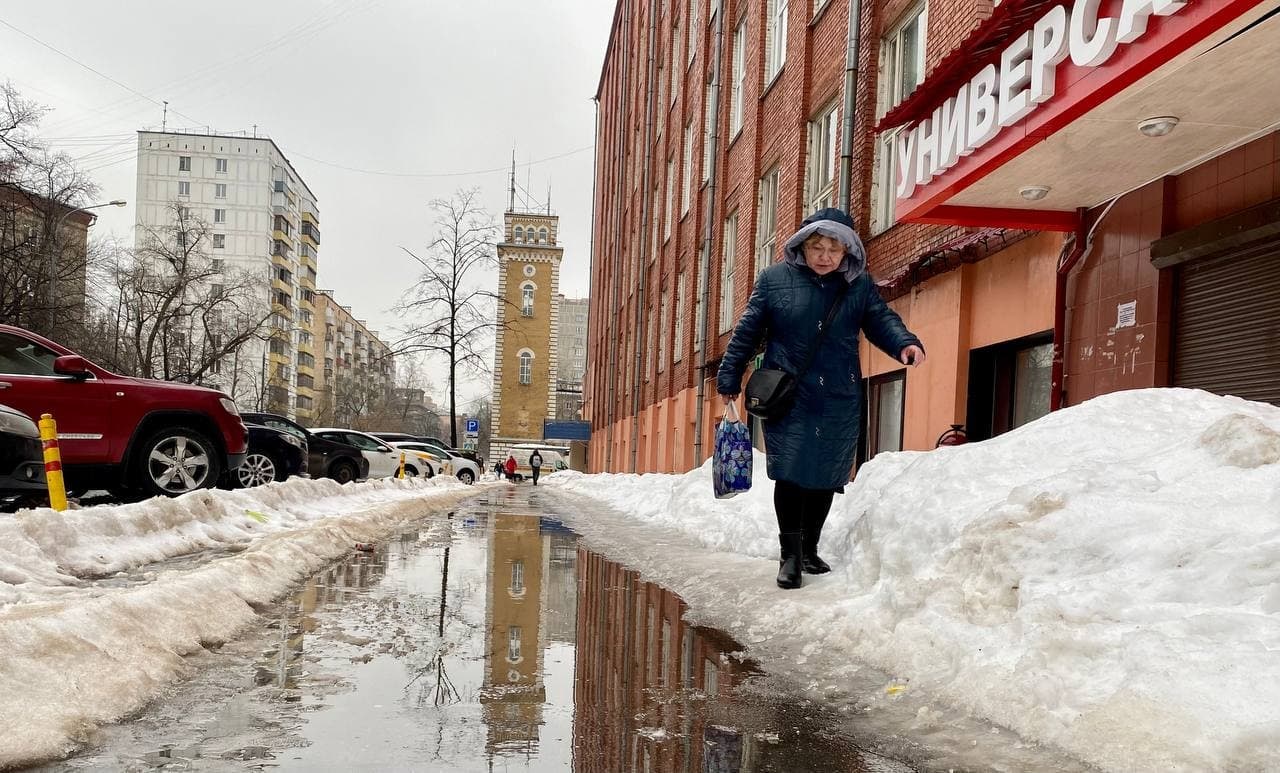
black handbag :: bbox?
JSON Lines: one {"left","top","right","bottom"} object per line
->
{"left": 744, "top": 284, "right": 849, "bottom": 421}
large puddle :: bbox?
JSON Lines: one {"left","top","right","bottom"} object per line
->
{"left": 37, "top": 489, "right": 1076, "bottom": 772}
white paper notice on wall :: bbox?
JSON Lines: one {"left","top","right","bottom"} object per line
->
{"left": 1116, "top": 301, "right": 1137, "bottom": 329}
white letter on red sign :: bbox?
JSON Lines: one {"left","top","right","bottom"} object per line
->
{"left": 998, "top": 30, "right": 1035, "bottom": 127}
{"left": 1070, "top": 0, "right": 1121, "bottom": 67}
{"left": 937, "top": 84, "right": 969, "bottom": 171}
{"left": 1030, "top": 5, "right": 1070, "bottom": 104}
{"left": 1116, "top": 0, "right": 1188, "bottom": 43}
{"left": 916, "top": 112, "right": 942, "bottom": 186}
{"left": 896, "top": 127, "right": 919, "bottom": 199}
{"left": 966, "top": 64, "right": 1000, "bottom": 154}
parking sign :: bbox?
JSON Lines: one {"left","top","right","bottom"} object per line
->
{"left": 465, "top": 418, "right": 480, "bottom": 435}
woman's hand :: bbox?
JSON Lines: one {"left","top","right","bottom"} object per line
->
{"left": 900, "top": 345, "right": 926, "bottom": 367}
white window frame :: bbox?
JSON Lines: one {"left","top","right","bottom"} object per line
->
{"left": 814, "top": 0, "right": 831, "bottom": 15}
{"left": 701, "top": 83, "right": 714, "bottom": 182}
{"left": 508, "top": 625, "right": 523, "bottom": 663}
{"left": 215, "top": 183, "right": 227, "bottom": 199}
{"left": 521, "top": 282, "right": 535, "bottom": 317}
{"left": 213, "top": 208, "right": 226, "bottom": 224}
{"left": 664, "top": 159, "right": 675, "bottom": 241}
{"left": 694, "top": 255, "right": 707, "bottom": 353}
{"left": 681, "top": 123, "right": 694, "bottom": 215}
{"left": 645, "top": 309, "right": 656, "bottom": 378}
{"left": 178, "top": 156, "right": 191, "bottom": 172}
{"left": 755, "top": 167, "right": 780, "bottom": 274}
{"left": 719, "top": 211, "right": 737, "bottom": 333}
{"left": 177, "top": 181, "right": 190, "bottom": 196}
{"left": 806, "top": 102, "right": 839, "bottom": 213}
{"left": 212, "top": 233, "right": 226, "bottom": 250}
{"left": 659, "top": 285, "right": 670, "bottom": 372}
{"left": 730, "top": 20, "right": 745, "bottom": 137}
{"left": 518, "top": 351, "right": 533, "bottom": 384}
{"left": 215, "top": 158, "right": 228, "bottom": 174}
{"left": 671, "top": 17, "right": 683, "bottom": 105}
{"left": 687, "top": 0, "right": 699, "bottom": 66}
{"left": 765, "top": 0, "right": 789, "bottom": 84}
{"left": 872, "top": 3, "right": 928, "bottom": 235}
{"left": 674, "top": 271, "right": 686, "bottom": 363}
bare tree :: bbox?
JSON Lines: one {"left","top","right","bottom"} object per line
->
{"left": 105, "top": 204, "right": 272, "bottom": 385}
{"left": 1, "top": 82, "right": 101, "bottom": 336}
{"left": 397, "top": 189, "right": 502, "bottom": 447}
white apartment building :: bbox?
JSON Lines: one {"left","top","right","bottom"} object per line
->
{"left": 134, "top": 130, "right": 321, "bottom": 420}
{"left": 555, "top": 296, "right": 589, "bottom": 420}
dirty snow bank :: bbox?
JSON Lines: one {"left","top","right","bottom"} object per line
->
{"left": 547, "top": 388, "right": 1280, "bottom": 772}
{"left": 0, "top": 476, "right": 480, "bottom": 769}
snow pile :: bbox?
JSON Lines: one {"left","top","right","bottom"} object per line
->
{"left": 0, "top": 476, "right": 479, "bottom": 769}
{"left": 548, "top": 389, "right": 1280, "bottom": 771}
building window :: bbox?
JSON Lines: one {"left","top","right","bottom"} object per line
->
{"left": 681, "top": 123, "right": 694, "bottom": 215}
{"left": 671, "top": 17, "right": 683, "bottom": 104}
{"left": 521, "top": 283, "right": 535, "bottom": 317}
{"left": 211, "top": 258, "right": 224, "bottom": 273}
{"left": 215, "top": 183, "right": 227, "bottom": 199}
{"left": 215, "top": 158, "right": 228, "bottom": 174}
{"left": 872, "top": 3, "right": 928, "bottom": 235}
{"left": 694, "top": 255, "right": 706, "bottom": 352}
{"left": 664, "top": 159, "right": 675, "bottom": 241}
{"left": 212, "top": 234, "right": 225, "bottom": 250}
{"left": 177, "top": 181, "right": 190, "bottom": 196}
{"left": 645, "top": 307, "right": 656, "bottom": 378}
{"left": 806, "top": 103, "right": 839, "bottom": 213}
{"left": 719, "top": 211, "right": 737, "bottom": 333}
{"left": 730, "top": 20, "right": 745, "bottom": 137}
{"left": 539, "top": 227, "right": 549, "bottom": 244}
{"left": 687, "top": 0, "right": 699, "bottom": 65}
{"left": 867, "top": 370, "right": 906, "bottom": 458}
{"left": 765, "top": 0, "right": 789, "bottom": 84}
{"left": 755, "top": 167, "right": 780, "bottom": 274}
{"left": 514, "top": 225, "right": 524, "bottom": 243}
{"left": 510, "top": 560, "right": 525, "bottom": 596}
{"left": 213, "top": 208, "right": 226, "bottom": 224}
{"left": 674, "top": 272, "right": 686, "bottom": 363}
{"left": 519, "top": 351, "right": 533, "bottom": 384}
{"left": 659, "top": 285, "right": 670, "bottom": 372}
{"left": 814, "top": 0, "right": 830, "bottom": 14}
{"left": 701, "top": 83, "right": 714, "bottom": 182}
{"left": 966, "top": 334, "right": 1053, "bottom": 441}
{"left": 178, "top": 156, "right": 191, "bottom": 172}
{"left": 507, "top": 626, "right": 523, "bottom": 663}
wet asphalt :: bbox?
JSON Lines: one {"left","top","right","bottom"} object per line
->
{"left": 31, "top": 486, "right": 1093, "bottom": 773}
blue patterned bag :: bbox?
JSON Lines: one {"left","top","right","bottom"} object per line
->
{"left": 712, "top": 403, "right": 753, "bottom": 499}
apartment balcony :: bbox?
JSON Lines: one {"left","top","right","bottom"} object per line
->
{"left": 271, "top": 239, "right": 292, "bottom": 259}
{"left": 301, "top": 210, "right": 319, "bottom": 226}
{"left": 300, "top": 223, "right": 320, "bottom": 246}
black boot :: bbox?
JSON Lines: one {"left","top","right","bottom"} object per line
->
{"left": 802, "top": 513, "right": 831, "bottom": 575}
{"left": 776, "top": 532, "right": 803, "bottom": 589}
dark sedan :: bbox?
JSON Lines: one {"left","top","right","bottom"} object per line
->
{"left": 230, "top": 423, "right": 308, "bottom": 488}
{"left": 0, "top": 402, "right": 46, "bottom": 510}
{"left": 241, "top": 412, "right": 369, "bottom": 484}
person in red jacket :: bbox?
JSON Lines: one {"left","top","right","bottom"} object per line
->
{"left": 504, "top": 454, "right": 517, "bottom": 482}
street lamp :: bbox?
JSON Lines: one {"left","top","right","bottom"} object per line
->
{"left": 46, "top": 199, "right": 127, "bottom": 322}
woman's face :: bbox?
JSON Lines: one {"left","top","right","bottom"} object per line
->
{"left": 803, "top": 234, "right": 844, "bottom": 276}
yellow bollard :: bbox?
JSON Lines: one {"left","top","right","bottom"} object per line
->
{"left": 398, "top": 452, "right": 406, "bottom": 479}
{"left": 38, "top": 414, "right": 68, "bottom": 512}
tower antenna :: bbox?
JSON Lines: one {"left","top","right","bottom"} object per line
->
{"left": 509, "top": 148, "right": 517, "bottom": 212}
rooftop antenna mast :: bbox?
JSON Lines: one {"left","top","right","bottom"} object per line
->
{"left": 508, "top": 149, "right": 516, "bottom": 212}
{"left": 546, "top": 180, "right": 552, "bottom": 214}
{"left": 161, "top": 101, "right": 168, "bottom": 131}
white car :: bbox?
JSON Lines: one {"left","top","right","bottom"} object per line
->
{"left": 394, "top": 441, "right": 479, "bottom": 485}
{"left": 388, "top": 441, "right": 451, "bottom": 478}
{"left": 309, "top": 428, "right": 438, "bottom": 479}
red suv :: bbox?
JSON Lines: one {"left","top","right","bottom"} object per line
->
{"left": 0, "top": 325, "right": 248, "bottom": 498}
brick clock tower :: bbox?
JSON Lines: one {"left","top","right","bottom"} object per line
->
{"left": 490, "top": 205, "right": 562, "bottom": 465}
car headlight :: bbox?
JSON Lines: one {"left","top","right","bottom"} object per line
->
{"left": 0, "top": 411, "right": 39, "bottom": 439}
{"left": 219, "top": 397, "right": 240, "bottom": 417}
{"left": 282, "top": 434, "right": 303, "bottom": 449}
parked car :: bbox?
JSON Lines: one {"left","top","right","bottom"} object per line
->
{"left": 369, "top": 431, "right": 451, "bottom": 448}
{"left": 395, "top": 441, "right": 478, "bottom": 484}
{"left": 0, "top": 325, "right": 247, "bottom": 498}
{"left": 241, "top": 412, "right": 369, "bottom": 484}
{"left": 229, "top": 423, "right": 308, "bottom": 488}
{"left": 507, "top": 445, "right": 568, "bottom": 481}
{"left": 310, "top": 428, "right": 436, "bottom": 479}
{"left": 386, "top": 442, "right": 448, "bottom": 477}
{"left": 0, "top": 402, "right": 47, "bottom": 511}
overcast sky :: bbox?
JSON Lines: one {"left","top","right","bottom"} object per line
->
{"left": 0, "top": 0, "right": 615, "bottom": 407}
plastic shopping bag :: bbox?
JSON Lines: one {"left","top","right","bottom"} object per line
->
{"left": 712, "top": 402, "right": 753, "bottom": 499}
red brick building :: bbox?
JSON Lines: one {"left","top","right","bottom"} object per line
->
{"left": 587, "top": 0, "right": 1280, "bottom": 473}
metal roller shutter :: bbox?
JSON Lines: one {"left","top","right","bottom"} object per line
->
{"left": 1173, "top": 241, "right": 1280, "bottom": 406}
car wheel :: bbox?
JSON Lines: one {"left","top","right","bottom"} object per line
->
{"left": 457, "top": 469, "right": 475, "bottom": 485}
{"left": 329, "top": 459, "right": 358, "bottom": 484}
{"left": 402, "top": 465, "right": 419, "bottom": 478}
{"left": 424, "top": 464, "right": 435, "bottom": 479}
{"left": 236, "top": 451, "right": 281, "bottom": 488}
{"left": 136, "top": 427, "right": 221, "bottom": 498}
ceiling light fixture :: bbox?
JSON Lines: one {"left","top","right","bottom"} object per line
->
{"left": 1020, "top": 185, "right": 1051, "bottom": 202}
{"left": 1138, "top": 116, "right": 1179, "bottom": 137}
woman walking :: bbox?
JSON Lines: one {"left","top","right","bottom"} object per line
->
{"left": 717, "top": 208, "right": 925, "bottom": 589}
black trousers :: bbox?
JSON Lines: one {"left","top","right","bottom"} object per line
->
{"left": 531, "top": 467, "right": 541, "bottom": 484}
{"left": 772, "top": 480, "right": 836, "bottom": 534}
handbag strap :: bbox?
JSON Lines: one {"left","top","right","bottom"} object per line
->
{"left": 795, "top": 282, "right": 849, "bottom": 379}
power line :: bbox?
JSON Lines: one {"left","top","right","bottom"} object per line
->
{"left": 288, "top": 144, "right": 596, "bottom": 179}
{"left": 0, "top": 18, "right": 205, "bottom": 128}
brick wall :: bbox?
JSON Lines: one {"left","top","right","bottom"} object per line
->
{"left": 589, "top": 0, "right": 997, "bottom": 466}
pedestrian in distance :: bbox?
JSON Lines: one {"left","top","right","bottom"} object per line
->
{"left": 717, "top": 207, "right": 925, "bottom": 590}
{"left": 530, "top": 449, "right": 543, "bottom": 485}
{"left": 504, "top": 454, "right": 518, "bottom": 482}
